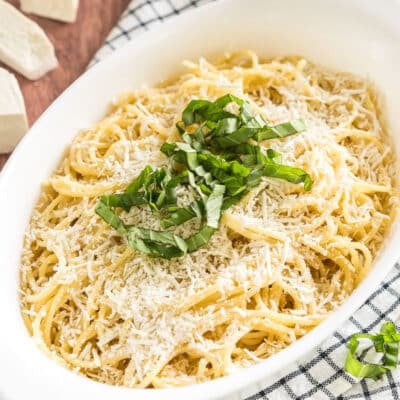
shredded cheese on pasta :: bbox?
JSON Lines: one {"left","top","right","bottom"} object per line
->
{"left": 20, "top": 51, "right": 399, "bottom": 388}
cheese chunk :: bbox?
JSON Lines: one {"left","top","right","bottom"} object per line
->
{"left": 0, "top": 68, "right": 28, "bottom": 153}
{"left": 0, "top": 0, "right": 58, "bottom": 80}
{"left": 20, "top": 0, "right": 79, "bottom": 23}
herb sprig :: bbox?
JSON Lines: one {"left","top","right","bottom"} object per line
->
{"left": 345, "top": 322, "right": 400, "bottom": 380}
{"left": 96, "top": 94, "right": 312, "bottom": 258}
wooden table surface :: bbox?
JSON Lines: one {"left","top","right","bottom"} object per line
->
{"left": 0, "top": 0, "right": 131, "bottom": 171}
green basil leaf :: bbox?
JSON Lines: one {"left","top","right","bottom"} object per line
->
{"left": 205, "top": 184, "right": 225, "bottom": 228}
{"left": 186, "top": 225, "right": 216, "bottom": 252}
{"left": 160, "top": 201, "right": 203, "bottom": 228}
{"left": 99, "top": 192, "right": 146, "bottom": 211}
{"left": 95, "top": 201, "right": 127, "bottom": 235}
{"left": 345, "top": 336, "right": 388, "bottom": 381}
{"left": 126, "top": 165, "right": 154, "bottom": 193}
{"left": 182, "top": 99, "right": 213, "bottom": 125}
{"left": 129, "top": 227, "right": 188, "bottom": 252}
{"left": 263, "top": 163, "right": 313, "bottom": 191}
{"left": 211, "top": 126, "right": 257, "bottom": 148}
{"left": 345, "top": 322, "right": 400, "bottom": 381}
{"left": 255, "top": 118, "right": 306, "bottom": 141}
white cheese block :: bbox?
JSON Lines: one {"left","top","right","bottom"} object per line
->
{"left": 20, "top": 0, "right": 79, "bottom": 23}
{"left": 0, "top": 68, "right": 28, "bottom": 153}
{"left": 0, "top": 0, "right": 58, "bottom": 80}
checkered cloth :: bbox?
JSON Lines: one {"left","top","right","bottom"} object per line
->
{"left": 92, "top": 2, "right": 400, "bottom": 398}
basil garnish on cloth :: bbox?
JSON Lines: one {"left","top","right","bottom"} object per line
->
{"left": 96, "top": 94, "right": 312, "bottom": 258}
{"left": 345, "top": 322, "right": 400, "bottom": 380}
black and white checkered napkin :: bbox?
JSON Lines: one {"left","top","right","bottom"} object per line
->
{"left": 92, "top": 2, "right": 400, "bottom": 398}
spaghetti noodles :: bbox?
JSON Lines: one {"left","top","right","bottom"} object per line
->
{"left": 20, "top": 51, "right": 398, "bottom": 388}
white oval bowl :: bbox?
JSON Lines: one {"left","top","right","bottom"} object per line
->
{"left": 1, "top": 0, "right": 400, "bottom": 399}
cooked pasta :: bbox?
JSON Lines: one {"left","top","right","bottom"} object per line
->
{"left": 20, "top": 51, "right": 399, "bottom": 388}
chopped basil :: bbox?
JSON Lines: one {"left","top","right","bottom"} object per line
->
{"left": 345, "top": 322, "right": 400, "bottom": 380}
{"left": 96, "top": 94, "right": 313, "bottom": 258}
